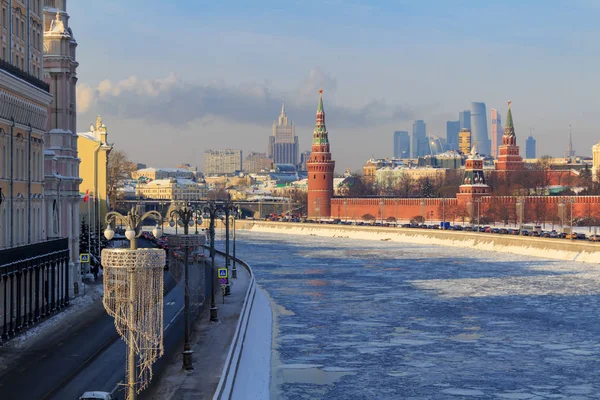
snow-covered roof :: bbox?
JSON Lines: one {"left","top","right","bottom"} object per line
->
{"left": 77, "top": 131, "right": 100, "bottom": 142}
{"left": 136, "top": 167, "right": 194, "bottom": 174}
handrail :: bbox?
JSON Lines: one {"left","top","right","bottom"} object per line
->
{"left": 207, "top": 246, "right": 257, "bottom": 400}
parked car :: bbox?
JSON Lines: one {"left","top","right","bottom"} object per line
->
{"left": 558, "top": 232, "right": 567, "bottom": 239}
{"left": 589, "top": 234, "right": 600, "bottom": 242}
{"left": 490, "top": 228, "right": 500, "bottom": 234}
{"left": 499, "top": 228, "right": 509, "bottom": 234}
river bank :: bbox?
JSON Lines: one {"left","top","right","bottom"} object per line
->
{"left": 245, "top": 221, "right": 600, "bottom": 264}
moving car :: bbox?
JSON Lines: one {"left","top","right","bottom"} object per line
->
{"left": 79, "top": 392, "right": 115, "bottom": 400}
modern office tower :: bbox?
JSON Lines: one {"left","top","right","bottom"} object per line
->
{"left": 458, "top": 129, "right": 472, "bottom": 154}
{"left": 526, "top": 135, "right": 536, "bottom": 159}
{"left": 268, "top": 102, "right": 299, "bottom": 166}
{"left": 446, "top": 121, "right": 460, "bottom": 150}
{"left": 470, "top": 102, "right": 491, "bottom": 155}
{"left": 490, "top": 109, "right": 503, "bottom": 158}
{"left": 298, "top": 151, "right": 311, "bottom": 171}
{"left": 459, "top": 110, "right": 471, "bottom": 130}
{"left": 243, "top": 152, "right": 273, "bottom": 173}
{"left": 204, "top": 149, "right": 242, "bottom": 175}
{"left": 412, "top": 120, "right": 428, "bottom": 157}
{"left": 393, "top": 131, "right": 410, "bottom": 158}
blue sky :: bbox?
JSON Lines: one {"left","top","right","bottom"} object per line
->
{"left": 69, "top": 1, "right": 600, "bottom": 171}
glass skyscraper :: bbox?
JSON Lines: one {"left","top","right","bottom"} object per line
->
{"left": 470, "top": 102, "right": 491, "bottom": 155}
{"left": 393, "top": 131, "right": 410, "bottom": 158}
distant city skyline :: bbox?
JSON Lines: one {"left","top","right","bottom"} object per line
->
{"left": 69, "top": 1, "right": 598, "bottom": 171}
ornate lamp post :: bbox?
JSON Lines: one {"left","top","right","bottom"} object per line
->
{"left": 202, "top": 201, "right": 222, "bottom": 322}
{"left": 568, "top": 197, "right": 576, "bottom": 240}
{"left": 168, "top": 204, "right": 202, "bottom": 370}
{"left": 103, "top": 207, "right": 164, "bottom": 400}
{"left": 516, "top": 197, "right": 525, "bottom": 235}
{"left": 232, "top": 205, "right": 240, "bottom": 279}
{"left": 219, "top": 197, "right": 236, "bottom": 295}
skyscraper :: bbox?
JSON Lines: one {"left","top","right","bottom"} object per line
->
{"left": 459, "top": 110, "right": 471, "bottom": 130}
{"left": 412, "top": 120, "right": 428, "bottom": 158}
{"left": 446, "top": 120, "right": 460, "bottom": 150}
{"left": 470, "top": 102, "right": 491, "bottom": 155}
{"left": 566, "top": 125, "right": 575, "bottom": 158}
{"left": 458, "top": 129, "right": 472, "bottom": 154}
{"left": 393, "top": 131, "right": 410, "bottom": 158}
{"left": 268, "top": 102, "right": 299, "bottom": 165}
{"left": 490, "top": 109, "right": 503, "bottom": 159}
{"left": 526, "top": 136, "right": 536, "bottom": 159}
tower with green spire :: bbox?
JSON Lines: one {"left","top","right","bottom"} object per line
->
{"left": 307, "top": 89, "right": 335, "bottom": 220}
{"left": 496, "top": 100, "right": 524, "bottom": 172}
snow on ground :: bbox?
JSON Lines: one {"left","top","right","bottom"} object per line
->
{"left": 236, "top": 230, "right": 600, "bottom": 399}
{"left": 231, "top": 287, "right": 272, "bottom": 400}
{"left": 3, "top": 283, "right": 104, "bottom": 348}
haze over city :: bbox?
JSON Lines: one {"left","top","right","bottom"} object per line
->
{"left": 70, "top": 0, "right": 600, "bottom": 171}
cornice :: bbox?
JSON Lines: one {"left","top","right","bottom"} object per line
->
{"left": 0, "top": 69, "right": 52, "bottom": 106}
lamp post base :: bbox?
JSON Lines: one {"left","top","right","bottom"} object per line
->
{"left": 182, "top": 349, "right": 194, "bottom": 370}
{"left": 232, "top": 267, "right": 237, "bottom": 279}
{"left": 210, "top": 306, "right": 219, "bottom": 322}
{"left": 225, "top": 282, "right": 231, "bottom": 296}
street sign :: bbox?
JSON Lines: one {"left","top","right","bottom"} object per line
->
{"left": 219, "top": 278, "right": 227, "bottom": 285}
{"left": 80, "top": 253, "right": 90, "bottom": 263}
{"left": 218, "top": 268, "right": 228, "bottom": 279}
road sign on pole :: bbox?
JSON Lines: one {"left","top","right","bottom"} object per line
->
{"left": 218, "top": 268, "right": 228, "bottom": 279}
{"left": 80, "top": 253, "right": 90, "bottom": 263}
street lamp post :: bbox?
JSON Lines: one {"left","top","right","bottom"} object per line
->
{"left": 516, "top": 197, "right": 525, "bottom": 235}
{"left": 202, "top": 201, "right": 223, "bottom": 322}
{"left": 441, "top": 198, "right": 446, "bottom": 229}
{"left": 232, "top": 206, "right": 240, "bottom": 279}
{"left": 379, "top": 199, "right": 384, "bottom": 225}
{"left": 169, "top": 204, "right": 202, "bottom": 370}
{"left": 104, "top": 207, "right": 163, "bottom": 400}
{"left": 475, "top": 198, "right": 482, "bottom": 230}
{"left": 568, "top": 197, "right": 575, "bottom": 240}
{"left": 220, "top": 197, "right": 236, "bottom": 295}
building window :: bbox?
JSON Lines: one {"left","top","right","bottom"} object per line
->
{"left": 2, "top": 8, "right": 6, "bottom": 29}
{"left": 21, "top": 20, "right": 24, "bottom": 39}
{"left": 14, "top": 16, "right": 17, "bottom": 36}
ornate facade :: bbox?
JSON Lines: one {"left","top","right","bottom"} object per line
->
{"left": 307, "top": 90, "right": 335, "bottom": 219}
{"left": 43, "top": 0, "right": 81, "bottom": 291}
{"left": 0, "top": 0, "right": 52, "bottom": 249}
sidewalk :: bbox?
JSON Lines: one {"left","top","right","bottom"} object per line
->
{"left": 143, "top": 261, "right": 250, "bottom": 400}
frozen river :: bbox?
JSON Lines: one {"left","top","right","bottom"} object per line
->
{"left": 234, "top": 231, "right": 600, "bottom": 399}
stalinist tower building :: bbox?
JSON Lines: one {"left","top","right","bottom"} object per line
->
{"left": 307, "top": 90, "right": 335, "bottom": 220}
{"left": 268, "top": 102, "right": 299, "bottom": 166}
{"left": 43, "top": 0, "right": 82, "bottom": 292}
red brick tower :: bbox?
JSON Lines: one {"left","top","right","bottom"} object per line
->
{"left": 496, "top": 101, "right": 524, "bottom": 172}
{"left": 307, "top": 89, "right": 335, "bottom": 219}
{"left": 456, "top": 143, "right": 490, "bottom": 221}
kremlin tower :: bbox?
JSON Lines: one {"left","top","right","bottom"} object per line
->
{"left": 307, "top": 90, "right": 335, "bottom": 220}
{"left": 456, "top": 143, "right": 490, "bottom": 221}
{"left": 495, "top": 101, "right": 524, "bottom": 172}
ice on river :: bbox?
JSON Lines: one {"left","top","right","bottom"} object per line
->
{"left": 234, "top": 231, "right": 600, "bottom": 399}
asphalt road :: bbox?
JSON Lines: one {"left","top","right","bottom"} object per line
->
{"left": 0, "top": 239, "right": 173, "bottom": 400}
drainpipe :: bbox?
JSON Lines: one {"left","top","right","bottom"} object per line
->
{"left": 93, "top": 142, "right": 101, "bottom": 256}
{"left": 8, "top": 0, "right": 12, "bottom": 64}
{"left": 27, "top": 0, "right": 30, "bottom": 73}
{"left": 27, "top": 124, "right": 31, "bottom": 244}
{"left": 9, "top": 118, "right": 14, "bottom": 247}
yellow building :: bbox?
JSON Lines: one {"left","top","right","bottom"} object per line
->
{"left": 77, "top": 116, "right": 112, "bottom": 232}
{"left": 0, "top": 2, "right": 51, "bottom": 249}
{"left": 136, "top": 178, "right": 208, "bottom": 201}
{"left": 593, "top": 141, "right": 600, "bottom": 182}
{"left": 458, "top": 128, "right": 472, "bottom": 154}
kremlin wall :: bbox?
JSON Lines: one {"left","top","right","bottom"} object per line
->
{"left": 307, "top": 96, "right": 600, "bottom": 225}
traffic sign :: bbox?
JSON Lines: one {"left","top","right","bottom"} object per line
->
{"left": 218, "top": 268, "right": 228, "bottom": 279}
{"left": 219, "top": 278, "right": 227, "bottom": 285}
{"left": 80, "top": 253, "right": 90, "bottom": 263}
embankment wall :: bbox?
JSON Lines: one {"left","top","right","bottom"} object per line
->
{"left": 246, "top": 222, "right": 600, "bottom": 264}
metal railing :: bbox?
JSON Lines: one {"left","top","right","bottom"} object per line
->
{"left": 0, "top": 59, "right": 50, "bottom": 92}
{"left": 0, "top": 238, "right": 70, "bottom": 344}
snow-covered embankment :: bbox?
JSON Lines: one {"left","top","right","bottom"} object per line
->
{"left": 247, "top": 222, "right": 600, "bottom": 264}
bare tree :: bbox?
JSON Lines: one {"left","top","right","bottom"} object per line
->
{"left": 106, "top": 149, "right": 137, "bottom": 205}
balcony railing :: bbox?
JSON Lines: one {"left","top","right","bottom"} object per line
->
{"left": 0, "top": 58, "right": 50, "bottom": 92}
{"left": 0, "top": 238, "right": 70, "bottom": 344}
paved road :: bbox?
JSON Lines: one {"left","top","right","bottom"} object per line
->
{"left": 0, "top": 239, "right": 171, "bottom": 400}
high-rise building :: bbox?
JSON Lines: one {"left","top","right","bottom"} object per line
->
{"left": 496, "top": 101, "right": 524, "bottom": 173}
{"left": 268, "top": 102, "right": 299, "bottom": 166}
{"left": 393, "top": 131, "right": 410, "bottom": 158}
{"left": 307, "top": 90, "right": 335, "bottom": 220}
{"left": 412, "top": 120, "right": 428, "bottom": 158}
{"left": 204, "top": 149, "right": 242, "bottom": 175}
{"left": 490, "top": 109, "right": 502, "bottom": 159}
{"left": 243, "top": 152, "right": 272, "bottom": 174}
{"left": 446, "top": 121, "right": 460, "bottom": 150}
{"left": 458, "top": 129, "right": 472, "bottom": 154}
{"left": 44, "top": 3, "right": 82, "bottom": 278}
{"left": 526, "top": 136, "right": 536, "bottom": 159}
{"left": 470, "top": 102, "right": 491, "bottom": 155}
{"left": 459, "top": 110, "right": 471, "bottom": 131}
{"left": 428, "top": 134, "right": 446, "bottom": 155}
{"left": 298, "top": 150, "right": 311, "bottom": 172}
{"left": 566, "top": 125, "right": 575, "bottom": 158}
{"left": 592, "top": 141, "right": 600, "bottom": 182}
